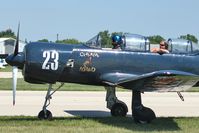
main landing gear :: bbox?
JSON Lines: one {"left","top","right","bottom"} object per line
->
{"left": 105, "top": 86, "right": 128, "bottom": 117}
{"left": 38, "top": 83, "right": 64, "bottom": 120}
{"left": 105, "top": 86, "right": 156, "bottom": 123}
{"left": 132, "top": 91, "right": 156, "bottom": 123}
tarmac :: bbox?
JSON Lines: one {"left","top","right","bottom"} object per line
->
{"left": 0, "top": 91, "right": 199, "bottom": 117}
{"left": 0, "top": 72, "right": 23, "bottom": 78}
{"left": 1, "top": 71, "right": 199, "bottom": 118}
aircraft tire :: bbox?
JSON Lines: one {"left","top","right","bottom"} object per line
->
{"left": 133, "top": 106, "right": 156, "bottom": 124}
{"left": 38, "top": 110, "right": 53, "bottom": 120}
{"left": 111, "top": 103, "right": 128, "bottom": 117}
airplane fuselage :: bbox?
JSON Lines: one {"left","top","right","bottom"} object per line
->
{"left": 23, "top": 42, "right": 199, "bottom": 86}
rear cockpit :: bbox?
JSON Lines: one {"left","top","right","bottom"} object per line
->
{"left": 168, "top": 38, "right": 199, "bottom": 54}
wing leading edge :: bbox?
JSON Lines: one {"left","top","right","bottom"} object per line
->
{"left": 100, "top": 70, "right": 199, "bottom": 92}
{"left": 0, "top": 54, "right": 8, "bottom": 59}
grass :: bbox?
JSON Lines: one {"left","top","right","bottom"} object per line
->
{"left": 0, "top": 65, "right": 13, "bottom": 72}
{"left": 0, "top": 78, "right": 128, "bottom": 91}
{"left": 187, "top": 87, "right": 199, "bottom": 92}
{"left": 0, "top": 78, "right": 104, "bottom": 91}
{"left": 0, "top": 65, "right": 22, "bottom": 72}
{"left": 1, "top": 78, "right": 199, "bottom": 91}
{"left": 0, "top": 116, "right": 199, "bottom": 133}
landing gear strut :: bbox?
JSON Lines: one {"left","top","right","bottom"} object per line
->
{"left": 132, "top": 91, "right": 156, "bottom": 123}
{"left": 38, "top": 83, "right": 64, "bottom": 120}
{"left": 105, "top": 86, "right": 128, "bottom": 117}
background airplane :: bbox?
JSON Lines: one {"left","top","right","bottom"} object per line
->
{"left": 5, "top": 25, "right": 199, "bottom": 123}
{"left": 0, "top": 54, "right": 8, "bottom": 68}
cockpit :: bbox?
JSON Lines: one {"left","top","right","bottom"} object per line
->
{"left": 85, "top": 33, "right": 199, "bottom": 54}
{"left": 167, "top": 38, "right": 199, "bottom": 54}
{"left": 85, "top": 33, "right": 150, "bottom": 51}
{"left": 123, "top": 34, "right": 150, "bottom": 52}
{"left": 85, "top": 34, "right": 102, "bottom": 48}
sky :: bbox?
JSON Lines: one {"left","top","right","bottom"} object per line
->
{"left": 0, "top": 0, "right": 199, "bottom": 42}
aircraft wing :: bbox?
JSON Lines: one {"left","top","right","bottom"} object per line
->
{"left": 100, "top": 70, "right": 199, "bottom": 92}
{"left": 0, "top": 54, "right": 8, "bottom": 59}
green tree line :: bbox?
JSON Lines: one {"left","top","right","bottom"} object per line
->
{"left": 0, "top": 29, "right": 16, "bottom": 38}
{"left": 0, "top": 29, "right": 198, "bottom": 46}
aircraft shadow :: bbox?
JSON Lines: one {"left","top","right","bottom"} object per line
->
{"left": 64, "top": 110, "right": 180, "bottom": 132}
{"left": 3, "top": 115, "right": 180, "bottom": 132}
{"left": 64, "top": 110, "right": 132, "bottom": 117}
{"left": 65, "top": 110, "right": 111, "bottom": 117}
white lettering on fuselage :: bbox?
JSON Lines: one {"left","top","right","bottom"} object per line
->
{"left": 80, "top": 52, "right": 99, "bottom": 58}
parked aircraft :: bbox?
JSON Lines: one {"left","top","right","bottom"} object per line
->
{"left": 6, "top": 25, "right": 199, "bottom": 123}
{"left": 0, "top": 54, "right": 8, "bottom": 68}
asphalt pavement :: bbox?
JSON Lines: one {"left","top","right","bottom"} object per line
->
{"left": 0, "top": 72, "right": 23, "bottom": 78}
{"left": 0, "top": 91, "right": 199, "bottom": 117}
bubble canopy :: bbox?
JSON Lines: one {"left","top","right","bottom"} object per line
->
{"left": 85, "top": 34, "right": 199, "bottom": 54}
{"left": 167, "top": 38, "right": 199, "bottom": 54}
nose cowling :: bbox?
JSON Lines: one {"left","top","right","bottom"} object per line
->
{"left": 6, "top": 52, "right": 25, "bottom": 69}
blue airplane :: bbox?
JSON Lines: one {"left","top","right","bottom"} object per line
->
{"left": 6, "top": 25, "right": 199, "bottom": 123}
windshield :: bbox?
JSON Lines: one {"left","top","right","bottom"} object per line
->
{"left": 85, "top": 34, "right": 101, "bottom": 48}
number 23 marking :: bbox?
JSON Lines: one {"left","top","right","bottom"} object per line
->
{"left": 42, "top": 51, "right": 59, "bottom": 70}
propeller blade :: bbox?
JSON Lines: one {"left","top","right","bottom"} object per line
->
{"left": 12, "top": 66, "right": 18, "bottom": 105}
{"left": 14, "top": 23, "right": 20, "bottom": 56}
